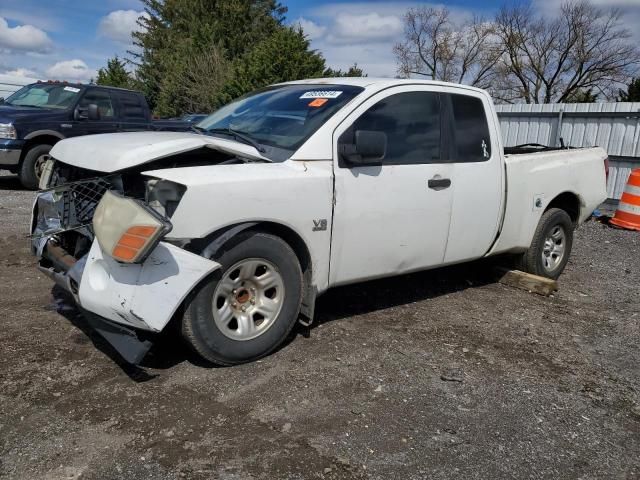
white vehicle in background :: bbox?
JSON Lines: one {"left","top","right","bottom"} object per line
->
{"left": 31, "top": 78, "right": 608, "bottom": 365}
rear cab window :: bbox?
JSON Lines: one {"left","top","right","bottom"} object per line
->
{"left": 115, "top": 91, "right": 148, "bottom": 121}
{"left": 445, "top": 93, "right": 491, "bottom": 162}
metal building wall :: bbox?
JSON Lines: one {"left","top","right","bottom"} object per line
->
{"left": 496, "top": 103, "right": 640, "bottom": 200}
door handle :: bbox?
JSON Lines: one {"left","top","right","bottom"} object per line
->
{"left": 428, "top": 177, "right": 451, "bottom": 190}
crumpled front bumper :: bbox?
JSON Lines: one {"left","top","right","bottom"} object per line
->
{"left": 31, "top": 186, "right": 221, "bottom": 363}
{"left": 35, "top": 238, "right": 220, "bottom": 363}
{"left": 78, "top": 239, "right": 219, "bottom": 332}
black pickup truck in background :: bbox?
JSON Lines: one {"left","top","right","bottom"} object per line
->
{"left": 0, "top": 81, "right": 196, "bottom": 188}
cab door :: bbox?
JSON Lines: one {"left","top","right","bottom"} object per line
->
{"left": 69, "top": 88, "right": 118, "bottom": 137}
{"left": 441, "top": 92, "right": 504, "bottom": 263}
{"left": 330, "top": 86, "right": 454, "bottom": 286}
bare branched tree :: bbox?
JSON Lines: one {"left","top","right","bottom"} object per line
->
{"left": 394, "top": 1, "right": 640, "bottom": 103}
{"left": 393, "top": 7, "right": 503, "bottom": 89}
{"left": 494, "top": 1, "right": 640, "bottom": 103}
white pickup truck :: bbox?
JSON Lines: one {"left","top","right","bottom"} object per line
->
{"left": 31, "top": 78, "right": 608, "bottom": 365}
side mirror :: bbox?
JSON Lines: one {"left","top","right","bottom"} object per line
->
{"left": 341, "top": 130, "right": 387, "bottom": 166}
{"left": 87, "top": 104, "right": 100, "bottom": 120}
{"left": 73, "top": 103, "right": 100, "bottom": 121}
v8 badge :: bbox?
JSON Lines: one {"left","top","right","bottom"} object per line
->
{"left": 312, "top": 219, "right": 327, "bottom": 232}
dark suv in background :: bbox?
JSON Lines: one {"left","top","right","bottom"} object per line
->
{"left": 0, "top": 82, "right": 193, "bottom": 188}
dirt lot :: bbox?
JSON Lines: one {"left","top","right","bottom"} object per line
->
{"left": 0, "top": 172, "right": 639, "bottom": 480}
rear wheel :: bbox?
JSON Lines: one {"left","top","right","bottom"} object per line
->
{"left": 518, "top": 208, "right": 574, "bottom": 279}
{"left": 19, "top": 144, "right": 52, "bottom": 190}
{"left": 182, "top": 232, "right": 303, "bottom": 365}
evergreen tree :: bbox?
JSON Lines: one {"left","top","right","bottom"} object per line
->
{"left": 96, "top": 56, "right": 135, "bottom": 89}
{"left": 131, "top": 0, "right": 356, "bottom": 116}
{"left": 131, "top": 0, "right": 288, "bottom": 114}
{"left": 324, "top": 63, "right": 366, "bottom": 77}
{"left": 618, "top": 78, "right": 640, "bottom": 102}
{"left": 221, "top": 27, "right": 326, "bottom": 103}
{"left": 564, "top": 88, "right": 598, "bottom": 103}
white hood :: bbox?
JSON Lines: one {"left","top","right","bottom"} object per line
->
{"left": 49, "top": 131, "right": 269, "bottom": 173}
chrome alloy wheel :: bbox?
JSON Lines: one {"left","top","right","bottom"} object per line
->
{"left": 212, "top": 258, "right": 285, "bottom": 341}
{"left": 541, "top": 225, "right": 566, "bottom": 272}
{"left": 34, "top": 153, "right": 50, "bottom": 180}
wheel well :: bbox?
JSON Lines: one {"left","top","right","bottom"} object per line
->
{"left": 192, "top": 221, "right": 316, "bottom": 320}
{"left": 545, "top": 192, "right": 581, "bottom": 223}
{"left": 247, "top": 222, "right": 312, "bottom": 277}
{"left": 20, "top": 136, "right": 59, "bottom": 163}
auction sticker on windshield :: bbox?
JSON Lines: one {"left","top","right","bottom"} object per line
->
{"left": 300, "top": 91, "right": 343, "bottom": 99}
{"left": 308, "top": 98, "right": 329, "bottom": 107}
{"left": 64, "top": 86, "right": 81, "bottom": 93}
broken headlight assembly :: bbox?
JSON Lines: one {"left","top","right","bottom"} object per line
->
{"left": 93, "top": 190, "right": 172, "bottom": 263}
{"left": 145, "top": 178, "right": 186, "bottom": 218}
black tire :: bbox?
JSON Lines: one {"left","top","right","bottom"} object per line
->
{"left": 182, "top": 231, "right": 303, "bottom": 365}
{"left": 19, "top": 144, "right": 52, "bottom": 190}
{"left": 518, "top": 208, "right": 574, "bottom": 279}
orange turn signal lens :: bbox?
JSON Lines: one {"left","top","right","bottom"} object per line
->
{"left": 127, "top": 225, "right": 158, "bottom": 237}
{"left": 111, "top": 225, "right": 160, "bottom": 262}
{"left": 112, "top": 245, "right": 138, "bottom": 261}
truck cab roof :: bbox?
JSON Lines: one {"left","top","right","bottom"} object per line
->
{"left": 279, "top": 77, "right": 489, "bottom": 96}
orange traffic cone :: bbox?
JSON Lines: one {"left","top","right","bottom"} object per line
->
{"left": 610, "top": 168, "right": 640, "bottom": 231}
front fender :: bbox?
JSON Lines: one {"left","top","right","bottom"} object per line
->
{"left": 78, "top": 240, "right": 220, "bottom": 332}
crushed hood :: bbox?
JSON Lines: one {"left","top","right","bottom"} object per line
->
{"left": 50, "top": 131, "right": 269, "bottom": 173}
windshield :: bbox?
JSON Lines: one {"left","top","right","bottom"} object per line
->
{"left": 5, "top": 84, "right": 82, "bottom": 109}
{"left": 197, "top": 84, "right": 364, "bottom": 160}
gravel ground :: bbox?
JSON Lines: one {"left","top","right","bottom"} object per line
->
{"left": 0, "top": 171, "right": 639, "bottom": 480}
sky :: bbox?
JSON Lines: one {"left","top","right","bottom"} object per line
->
{"left": 0, "top": 0, "right": 639, "bottom": 82}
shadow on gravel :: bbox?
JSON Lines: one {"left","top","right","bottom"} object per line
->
{"left": 50, "top": 257, "right": 506, "bottom": 377}
{"left": 0, "top": 174, "right": 24, "bottom": 191}
{"left": 50, "top": 285, "right": 206, "bottom": 381}
{"left": 312, "top": 258, "right": 500, "bottom": 327}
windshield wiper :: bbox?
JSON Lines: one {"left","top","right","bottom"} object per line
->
{"left": 190, "top": 124, "right": 206, "bottom": 134}
{"left": 207, "top": 127, "right": 266, "bottom": 153}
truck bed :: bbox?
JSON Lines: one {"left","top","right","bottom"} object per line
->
{"left": 489, "top": 146, "right": 608, "bottom": 256}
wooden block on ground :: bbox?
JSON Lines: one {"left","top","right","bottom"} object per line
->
{"left": 494, "top": 268, "right": 558, "bottom": 296}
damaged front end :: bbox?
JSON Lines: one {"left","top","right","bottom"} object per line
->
{"left": 31, "top": 170, "right": 119, "bottom": 293}
{"left": 31, "top": 160, "right": 219, "bottom": 363}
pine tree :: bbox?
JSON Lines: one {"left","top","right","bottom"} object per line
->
{"left": 564, "top": 88, "right": 597, "bottom": 103}
{"left": 324, "top": 63, "right": 367, "bottom": 78}
{"left": 130, "top": 0, "right": 355, "bottom": 116}
{"left": 131, "top": 0, "right": 288, "bottom": 114}
{"left": 618, "top": 78, "right": 640, "bottom": 102}
{"left": 221, "top": 27, "right": 326, "bottom": 103}
{"left": 96, "top": 56, "right": 134, "bottom": 89}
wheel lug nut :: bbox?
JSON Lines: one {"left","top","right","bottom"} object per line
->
{"left": 241, "top": 306, "right": 246, "bottom": 312}
{"left": 232, "top": 289, "right": 237, "bottom": 294}
{"left": 250, "top": 299, "right": 255, "bottom": 305}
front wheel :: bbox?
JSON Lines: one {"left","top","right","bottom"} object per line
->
{"left": 518, "top": 208, "right": 574, "bottom": 279}
{"left": 182, "top": 232, "right": 303, "bottom": 365}
{"left": 19, "top": 144, "right": 52, "bottom": 190}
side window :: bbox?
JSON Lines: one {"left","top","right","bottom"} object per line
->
{"left": 345, "top": 91, "right": 441, "bottom": 165}
{"left": 78, "top": 89, "right": 115, "bottom": 119}
{"left": 117, "top": 92, "right": 146, "bottom": 121}
{"left": 449, "top": 94, "right": 491, "bottom": 162}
